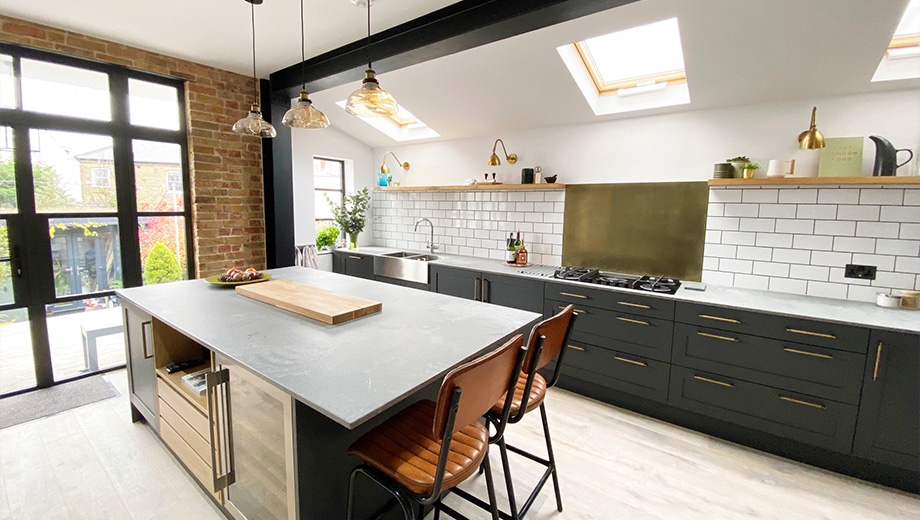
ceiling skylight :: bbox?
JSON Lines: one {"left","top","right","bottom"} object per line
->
{"left": 872, "top": 0, "right": 920, "bottom": 82}
{"left": 558, "top": 18, "right": 690, "bottom": 116}
{"left": 336, "top": 101, "right": 439, "bottom": 141}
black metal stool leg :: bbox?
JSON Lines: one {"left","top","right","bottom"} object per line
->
{"left": 347, "top": 465, "right": 417, "bottom": 520}
{"left": 482, "top": 448, "right": 501, "bottom": 520}
{"left": 539, "top": 403, "right": 563, "bottom": 512}
{"left": 498, "top": 437, "right": 520, "bottom": 520}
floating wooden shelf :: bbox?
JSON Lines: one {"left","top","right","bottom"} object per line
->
{"left": 373, "top": 183, "right": 565, "bottom": 191}
{"left": 708, "top": 177, "right": 920, "bottom": 187}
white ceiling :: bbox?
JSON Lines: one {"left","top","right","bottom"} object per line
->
{"left": 307, "top": 0, "right": 920, "bottom": 148}
{"left": 0, "top": 0, "right": 459, "bottom": 77}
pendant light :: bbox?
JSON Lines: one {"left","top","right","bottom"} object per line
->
{"left": 345, "top": 0, "right": 399, "bottom": 118}
{"left": 282, "top": 0, "right": 329, "bottom": 129}
{"left": 232, "top": 0, "right": 277, "bottom": 138}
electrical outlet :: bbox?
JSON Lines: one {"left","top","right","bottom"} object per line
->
{"left": 845, "top": 264, "right": 877, "bottom": 280}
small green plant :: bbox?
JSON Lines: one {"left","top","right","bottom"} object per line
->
{"left": 315, "top": 225, "right": 340, "bottom": 250}
{"left": 143, "top": 242, "right": 182, "bottom": 285}
{"left": 326, "top": 188, "right": 371, "bottom": 249}
{"left": 727, "top": 156, "right": 751, "bottom": 163}
{"left": 744, "top": 163, "right": 760, "bottom": 170}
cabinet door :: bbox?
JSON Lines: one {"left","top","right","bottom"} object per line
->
{"left": 331, "top": 252, "right": 345, "bottom": 274}
{"left": 853, "top": 331, "right": 919, "bottom": 471}
{"left": 482, "top": 272, "right": 543, "bottom": 313}
{"left": 214, "top": 354, "right": 297, "bottom": 520}
{"left": 343, "top": 253, "right": 374, "bottom": 279}
{"left": 124, "top": 303, "right": 157, "bottom": 428}
{"left": 431, "top": 265, "right": 480, "bottom": 300}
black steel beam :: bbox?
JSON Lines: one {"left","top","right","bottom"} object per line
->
{"left": 269, "top": 0, "right": 639, "bottom": 101}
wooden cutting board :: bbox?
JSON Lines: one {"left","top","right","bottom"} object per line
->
{"left": 235, "top": 279, "right": 382, "bottom": 325}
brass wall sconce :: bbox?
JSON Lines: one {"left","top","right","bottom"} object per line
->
{"left": 488, "top": 138, "right": 517, "bottom": 166}
{"left": 380, "top": 151, "right": 410, "bottom": 174}
{"left": 798, "top": 106, "right": 826, "bottom": 149}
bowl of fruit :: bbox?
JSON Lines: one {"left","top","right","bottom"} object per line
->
{"left": 204, "top": 267, "right": 271, "bottom": 286}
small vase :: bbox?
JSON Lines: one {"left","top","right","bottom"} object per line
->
{"left": 742, "top": 168, "right": 756, "bottom": 179}
{"left": 348, "top": 233, "right": 359, "bottom": 249}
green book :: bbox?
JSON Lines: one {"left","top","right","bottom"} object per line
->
{"left": 818, "top": 137, "right": 864, "bottom": 177}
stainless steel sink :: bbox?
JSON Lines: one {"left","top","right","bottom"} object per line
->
{"left": 374, "top": 252, "right": 438, "bottom": 284}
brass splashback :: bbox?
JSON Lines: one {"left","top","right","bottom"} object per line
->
{"left": 562, "top": 182, "right": 709, "bottom": 281}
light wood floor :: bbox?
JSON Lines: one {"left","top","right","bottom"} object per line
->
{"left": 0, "top": 370, "right": 917, "bottom": 520}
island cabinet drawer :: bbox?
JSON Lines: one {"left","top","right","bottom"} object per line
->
{"left": 675, "top": 303, "right": 871, "bottom": 354}
{"left": 545, "top": 299, "right": 673, "bottom": 354}
{"left": 157, "top": 377, "right": 209, "bottom": 440}
{"left": 544, "top": 281, "right": 674, "bottom": 320}
{"left": 672, "top": 324, "right": 866, "bottom": 404}
{"left": 159, "top": 397, "right": 211, "bottom": 463}
{"left": 160, "top": 419, "right": 216, "bottom": 494}
{"left": 547, "top": 342, "right": 669, "bottom": 403}
{"left": 668, "top": 366, "right": 858, "bottom": 453}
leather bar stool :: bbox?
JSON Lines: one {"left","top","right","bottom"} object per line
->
{"left": 477, "top": 304, "right": 577, "bottom": 520}
{"left": 346, "top": 334, "right": 527, "bottom": 520}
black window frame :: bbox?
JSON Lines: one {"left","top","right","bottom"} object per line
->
{"left": 313, "top": 156, "right": 346, "bottom": 230}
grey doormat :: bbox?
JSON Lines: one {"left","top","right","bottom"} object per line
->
{"left": 0, "top": 375, "right": 118, "bottom": 430}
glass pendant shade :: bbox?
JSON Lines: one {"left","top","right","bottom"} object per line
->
{"left": 282, "top": 91, "right": 330, "bottom": 129}
{"left": 345, "top": 70, "right": 398, "bottom": 118}
{"left": 233, "top": 104, "right": 278, "bottom": 138}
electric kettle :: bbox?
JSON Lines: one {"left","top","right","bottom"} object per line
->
{"left": 869, "top": 135, "right": 914, "bottom": 176}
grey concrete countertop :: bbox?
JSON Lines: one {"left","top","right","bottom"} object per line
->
{"left": 340, "top": 247, "right": 920, "bottom": 335}
{"left": 116, "top": 267, "right": 540, "bottom": 429}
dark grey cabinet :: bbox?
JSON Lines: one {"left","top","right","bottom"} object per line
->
{"left": 333, "top": 251, "right": 374, "bottom": 279}
{"left": 853, "top": 330, "right": 920, "bottom": 471}
{"left": 430, "top": 264, "right": 544, "bottom": 313}
{"left": 124, "top": 302, "right": 157, "bottom": 430}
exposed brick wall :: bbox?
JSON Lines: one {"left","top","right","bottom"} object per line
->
{"left": 0, "top": 15, "right": 266, "bottom": 277}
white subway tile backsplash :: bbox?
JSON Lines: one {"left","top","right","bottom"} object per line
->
{"left": 794, "top": 234, "right": 833, "bottom": 251}
{"left": 741, "top": 189, "right": 779, "bottom": 204}
{"left": 721, "top": 231, "right": 756, "bottom": 246}
{"left": 705, "top": 230, "right": 722, "bottom": 244}
{"left": 837, "top": 205, "right": 880, "bottom": 221}
{"left": 702, "top": 270, "right": 735, "bottom": 285}
{"left": 772, "top": 248, "right": 811, "bottom": 264}
{"left": 895, "top": 256, "right": 920, "bottom": 274}
{"left": 810, "top": 251, "right": 852, "bottom": 267}
{"left": 775, "top": 219, "right": 814, "bottom": 234}
{"left": 740, "top": 218, "right": 775, "bottom": 232}
{"left": 709, "top": 189, "right": 743, "bottom": 203}
{"left": 832, "top": 236, "right": 876, "bottom": 253}
{"left": 852, "top": 253, "right": 896, "bottom": 272}
{"left": 778, "top": 189, "right": 818, "bottom": 204}
{"left": 904, "top": 189, "right": 920, "bottom": 206}
{"left": 876, "top": 238, "right": 920, "bottom": 256}
{"left": 847, "top": 284, "right": 881, "bottom": 303}
{"left": 755, "top": 233, "right": 793, "bottom": 248}
{"left": 901, "top": 223, "right": 920, "bottom": 240}
{"left": 704, "top": 243, "right": 738, "bottom": 258}
{"left": 769, "top": 277, "right": 807, "bottom": 295}
{"left": 753, "top": 261, "right": 790, "bottom": 277}
{"left": 818, "top": 189, "right": 860, "bottom": 204}
{"left": 789, "top": 264, "right": 830, "bottom": 281}
{"left": 880, "top": 205, "right": 920, "bottom": 223}
{"left": 737, "top": 246, "right": 773, "bottom": 261}
{"left": 702, "top": 257, "right": 719, "bottom": 270}
{"left": 758, "top": 204, "right": 797, "bottom": 218}
{"left": 806, "top": 281, "right": 848, "bottom": 299}
{"left": 719, "top": 259, "right": 753, "bottom": 274}
{"left": 796, "top": 204, "right": 837, "bottom": 220}
{"left": 734, "top": 274, "right": 770, "bottom": 290}
{"left": 872, "top": 271, "right": 916, "bottom": 289}
{"left": 860, "top": 189, "right": 904, "bottom": 205}
{"left": 855, "top": 221, "right": 900, "bottom": 239}
{"left": 814, "top": 220, "right": 856, "bottom": 236}
{"left": 708, "top": 217, "right": 740, "bottom": 231}
{"left": 725, "top": 204, "right": 759, "bottom": 217}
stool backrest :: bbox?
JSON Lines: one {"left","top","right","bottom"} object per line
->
{"left": 524, "top": 304, "right": 576, "bottom": 376}
{"left": 434, "top": 334, "right": 524, "bottom": 440}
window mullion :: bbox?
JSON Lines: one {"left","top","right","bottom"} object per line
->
{"left": 109, "top": 74, "right": 142, "bottom": 288}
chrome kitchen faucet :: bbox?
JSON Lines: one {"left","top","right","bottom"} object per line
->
{"left": 414, "top": 218, "right": 439, "bottom": 254}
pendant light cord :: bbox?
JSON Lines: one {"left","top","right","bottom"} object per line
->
{"left": 366, "top": 1, "right": 372, "bottom": 70}
{"left": 251, "top": 1, "right": 258, "bottom": 105}
{"left": 300, "top": 0, "right": 306, "bottom": 90}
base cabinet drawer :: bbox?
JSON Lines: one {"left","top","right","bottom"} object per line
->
{"left": 675, "top": 302, "right": 870, "bottom": 353}
{"left": 548, "top": 342, "right": 670, "bottom": 403}
{"left": 545, "top": 281, "right": 674, "bottom": 320}
{"left": 160, "top": 417, "right": 218, "bottom": 495}
{"left": 545, "top": 299, "right": 673, "bottom": 357}
{"left": 672, "top": 323, "right": 866, "bottom": 404}
{"left": 668, "top": 365, "right": 858, "bottom": 453}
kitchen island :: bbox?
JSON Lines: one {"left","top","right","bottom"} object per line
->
{"left": 117, "top": 267, "right": 541, "bottom": 520}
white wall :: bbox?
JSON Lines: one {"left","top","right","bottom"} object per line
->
{"left": 373, "top": 89, "right": 920, "bottom": 187}
{"left": 291, "top": 126, "right": 375, "bottom": 246}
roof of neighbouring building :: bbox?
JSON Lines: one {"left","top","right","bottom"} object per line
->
{"left": 74, "top": 140, "right": 182, "bottom": 165}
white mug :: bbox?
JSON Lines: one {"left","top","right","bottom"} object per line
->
{"left": 767, "top": 159, "right": 795, "bottom": 177}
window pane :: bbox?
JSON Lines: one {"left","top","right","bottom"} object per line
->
{"left": 315, "top": 191, "right": 339, "bottom": 220}
{"left": 314, "top": 158, "right": 344, "bottom": 190}
{"left": 0, "top": 126, "right": 15, "bottom": 214}
{"left": 49, "top": 217, "right": 122, "bottom": 298}
{"left": 31, "top": 130, "right": 116, "bottom": 213}
{"left": 129, "top": 79, "right": 180, "bottom": 130}
{"left": 46, "top": 296, "right": 123, "bottom": 381}
{"left": 582, "top": 18, "right": 685, "bottom": 84}
{"left": 0, "top": 54, "right": 14, "bottom": 109}
{"left": 133, "top": 140, "right": 184, "bottom": 211}
{"left": 0, "top": 308, "right": 36, "bottom": 394}
{"left": 21, "top": 59, "right": 111, "bottom": 121}
{"left": 139, "top": 216, "right": 188, "bottom": 285}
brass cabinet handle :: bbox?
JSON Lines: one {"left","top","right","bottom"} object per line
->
{"left": 348, "top": 255, "right": 363, "bottom": 260}
{"left": 559, "top": 292, "right": 588, "bottom": 299}
{"left": 616, "top": 316, "right": 649, "bottom": 326}
{"left": 872, "top": 342, "right": 883, "bottom": 381}
{"left": 699, "top": 314, "right": 741, "bottom": 324}
{"left": 474, "top": 278, "right": 481, "bottom": 301}
{"left": 560, "top": 305, "right": 587, "bottom": 314}
{"left": 693, "top": 375, "right": 734, "bottom": 388}
{"left": 481, "top": 278, "right": 489, "bottom": 302}
{"left": 697, "top": 331, "right": 738, "bottom": 342}
{"left": 567, "top": 345, "right": 585, "bottom": 351}
{"left": 618, "top": 301, "right": 651, "bottom": 309}
{"left": 783, "top": 347, "right": 833, "bottom": 360}
{"left": 785, "top": 328, "right": 836, "bottom": 340}
{"left": 614, "top": 356, "right": 647, "bottom": 367}
{"left": 779, "top": 395, "right": 826, "bottom": 409}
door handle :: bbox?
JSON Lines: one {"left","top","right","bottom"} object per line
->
{"left": 207, "top": 368, "right": 236, "bottom": 491}
{"left": 785, "top": 328, "right": 836, "bottom": 340}
{"left": 10, "top": 245, "right": 22, "bottom": 277}
{"left": 474, "top": 278, "right": 481, "bottom": 301}
{"left": 348, "top": 255, "right": 362, "bottom": 260}
{"left": 699, "top": 314, "right": 740, "bottom": 324}
{"left": 872, "top": 342, "right": 883, "bottom": 381}
{"left": 616, "top": 316, "right": 649, "bottom": 326}
{"left": 482, "top": 278, "right": 490, "bottom": 303}
{"left": 141, "top": 321, "right": 153, "bottom": 359}
{"left": 618, "top": 301, "right": 651, "bottom": 309}
{"left": 697, "top": 331, "right": 738, "bottom": 342}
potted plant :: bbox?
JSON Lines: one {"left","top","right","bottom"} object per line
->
{"left": 743, "top": 162, "right": 760, "bottom": 179}
{"left": 326, "top": 188, "right": 371, "bottom": 250}
{"left": 315, "top": 225, "right": 340, "bottom": 251}
{"left": 727, "top": 155, "right": 751, "bottom": 178}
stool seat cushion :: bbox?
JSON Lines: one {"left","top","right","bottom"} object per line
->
{"left": 491, "top": 372, "right": 546, "bottom": 416}
{"left": 347, "top": 400, "right": 489, "bottom": 496}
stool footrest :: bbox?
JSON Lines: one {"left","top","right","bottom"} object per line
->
{"left": 505, "top": 443, "right": 550, "bottom": 466}
{"left": 449, "top": 487, "right": 515, "bottom": 520}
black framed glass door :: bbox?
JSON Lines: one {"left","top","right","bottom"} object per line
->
{"left": 0, "top": 43, "right": 194, "bottom": 396}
